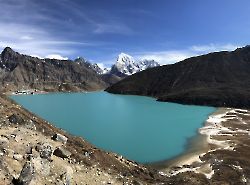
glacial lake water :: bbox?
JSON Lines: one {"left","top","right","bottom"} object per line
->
{"left": 11, "top": 92, "right": 216, "bottom": 163}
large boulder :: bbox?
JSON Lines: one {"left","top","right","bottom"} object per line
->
{"left": 8, "top": 114, "right": 24, "bottom": 124}
{"left": 53, "top": 147, "right": 71, "bottom": 159}
{"left": 13, "top": 154, "right": 23, "bottom": 161}
{"left": 15, "top": 161, "right": 35, "bottom": 185}
{"left": 35, "top": 143, "right": 53, "bottom": 160}
{"left": 52, "top": 133, "right": 68, "bottom": 144}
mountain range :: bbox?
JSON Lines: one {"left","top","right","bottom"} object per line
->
{"left": 0, "top": 47, "right": 160, "bottom": 92}
{"left": 75, "top": 53, "right": 160, "bottom": 77}
{"left": 106, "top": 46, "right": 250, "bottom": 108}
{"left": 5, "top": 45, "right": 250, "bottom": 109}
{"left": 0, "top": 47, "right": 107, "bottom": 92}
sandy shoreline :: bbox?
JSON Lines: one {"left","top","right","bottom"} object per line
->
{"left": 155, "top": 106, "right": 250, "bottom": 180}
{"left": 151, "top": 108, "right": 231, "bottom": 177}
{"left": 151, "top": 108, "right": 222, "bottom": 168}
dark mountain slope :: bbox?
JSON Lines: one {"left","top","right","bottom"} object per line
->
{"left": 100, "top": 73, "right": 122, "bottom": 86}
{"left": 0, "top": 47, "right": 107, "bottom": 92}
{"left": 106, "top": 46, "right": 250, "bottom": 108}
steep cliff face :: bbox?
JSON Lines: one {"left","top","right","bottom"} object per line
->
{"left": 0, "top": 47, "right": 107, "bottom": 92}
{"left": 106, "top": 46, "right": 250, "bottom": 108}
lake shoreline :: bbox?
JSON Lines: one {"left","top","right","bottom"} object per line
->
{"left": 155, "top": 106, "right": 250, "bottom": 180}
{"left": 2, "top": 91, "right": 250, "bottom": 184}
{"left": 149, "top": 108, "right": 223, "bottom": 170}
{"left": 0, "top": 93, "right": 169, "bottom": 184}
{"left": 9, "top": 91, "right": 220, "bottom": 170}
{"left": 10, "top": 91, "right": 216, "bottom": 164}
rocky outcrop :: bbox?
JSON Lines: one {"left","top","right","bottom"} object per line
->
{"left": 106, "top": 46, "right": 250, "bottom": 108}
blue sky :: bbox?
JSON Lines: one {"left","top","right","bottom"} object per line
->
{"left": 0, "top": 0, "right": 249, "bottom": 66}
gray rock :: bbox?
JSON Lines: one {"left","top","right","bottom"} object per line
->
{"left": 16, "top": 161, "right": 35, "bottom": 185}
{"left": 32, "top": 157, "right": 50, "bottom": 176}
{"left": 52, "top": 133, "right": 68, "bottom": 144}
{"left": 13, "top": 154, "right": 23, "bottom": 161}
{"left": 24, "top": 120, "right": 36, "bottom": 130}
{"left": 35, "top": 143, "right": 53, "bottom": 159}
{"left": 132, "top": 180, "right": 143, "bottom": 185}
{"left": 58, "top": 166, "right": 73, "bottom": 185}
{"left": 26, "top": 146, "right": 33, "bottom": 154}
{"left": 53, "top": 147, "right": 71, "bottom": 159}
{"left": 8, "top": 114, "right": 24, "bottom": 124}
{"left": 0, "top": 137, "right": 9, "bottom": 145}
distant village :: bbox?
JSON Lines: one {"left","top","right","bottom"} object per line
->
{"left": 13, "top": 89, "right": 38, "bottom": 95}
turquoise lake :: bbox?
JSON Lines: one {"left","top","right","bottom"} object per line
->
{"left": 11, "top": 92, "right": 216, "bottom": 163}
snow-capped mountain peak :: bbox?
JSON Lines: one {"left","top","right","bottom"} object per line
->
{"left": 114, "top": 53, "right": 139, "bottom": 75}
{"left": 110, "top": 53, "right": 160, "bottom": 76}
{"left": 116, "top": 53, "right": 135, "bottom": 65}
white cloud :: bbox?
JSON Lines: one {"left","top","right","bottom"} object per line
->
{"left": 46, "top": 54, "right": 68, "bottom": 60}
{"left": 190, "top": 43, "right": 240, "bottom": 52}
{"left": 94, "top": 23, "right": 133, "bottom": 34}
{"left": 30, "top": 54, "right": 42, "bottom": 59}
{"left": 20, "top": 35, "right": 33, "bottom": 40}
{"left": 0, "top": 23, "right": 86, "bottom": 58}
{"left": 135, "top": 50, "right": 194, "bottom": 65}
{"left": 133, "top": 43, "right": 241, "bottom": 65}
{"left": 0, "top": 1, "right": 99, "bottom": 58}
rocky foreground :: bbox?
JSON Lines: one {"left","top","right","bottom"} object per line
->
{"left": 0, "top": 94, "right": 170, "bottom": 185}
{"left": 0, "top": 94, "right": 250, "bottom": 184}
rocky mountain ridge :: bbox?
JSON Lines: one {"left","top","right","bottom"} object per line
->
{"left": 74, "top": 57, "right": 109, "bottom": 75}
{"left": 0, "top": 47, "right": 107, "bottom": 92}
{"left": 73, "top": 52, "right": 160, "bottom": 85}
